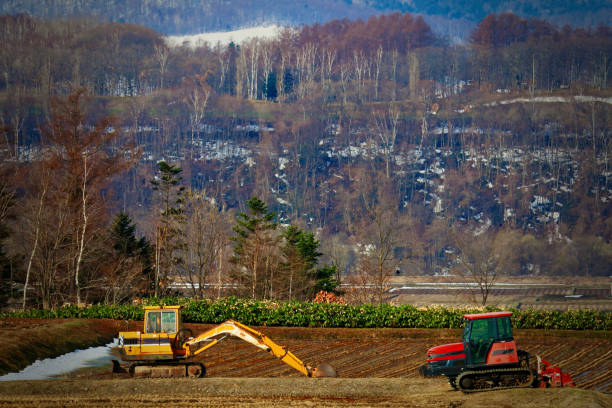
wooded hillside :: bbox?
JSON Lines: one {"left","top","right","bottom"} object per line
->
{"left": 0, "top": 12, "right": 610, "bottom": 308}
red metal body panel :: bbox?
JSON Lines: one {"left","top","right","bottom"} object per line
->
{"left": 485, "top": 341, "right": 518, "bottom": 365}
{"left": 426, "top": 342, "right": 466, "bottom": 362}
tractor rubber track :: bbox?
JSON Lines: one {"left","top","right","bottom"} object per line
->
{"left": 456, "top": 368, "right": 535, "bottom": 394}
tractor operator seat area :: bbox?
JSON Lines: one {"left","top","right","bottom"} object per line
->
{"left": 463, "top": 315, "right": 514, "bottom": 365}
{"left": 145, "top": 310, "right": 178, "bottom": 334}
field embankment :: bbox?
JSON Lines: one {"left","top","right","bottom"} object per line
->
{"left": 0, "top": 318, "right": 129, "bottom": 375}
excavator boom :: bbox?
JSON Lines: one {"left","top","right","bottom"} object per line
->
{"left": 184, "top": 320, "right": 314, "bottom": 376}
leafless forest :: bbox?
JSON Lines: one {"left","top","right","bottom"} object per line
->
{"left": 0, "top": 12, "right": 610, "bottom": 309}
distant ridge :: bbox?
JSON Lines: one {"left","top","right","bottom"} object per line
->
{"left": 0, "top": 0, "right": 609, "bottom": 39}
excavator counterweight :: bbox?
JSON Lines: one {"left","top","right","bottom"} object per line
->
{"left": 114, "top": 305, "right": 336, "bottom": 379}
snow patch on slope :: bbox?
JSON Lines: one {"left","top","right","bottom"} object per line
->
{"left": 166, "top": 25, "right": 283, "bottom": 48}
{"left": 0, "top": 340, "right": 117, "bottom": 381}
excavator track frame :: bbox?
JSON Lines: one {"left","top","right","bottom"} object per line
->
{"left": 128, "top": 361, "right": 206, "bottom": 378}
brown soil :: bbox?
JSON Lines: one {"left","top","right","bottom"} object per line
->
{"left": 0, "top": 378, "right": 609, "bottom": 408}
{"left": 0, "top": 319, "right": 610, "bottom": 407}
{"left": 0, "top": 318, "right": 128, "bottom": 375}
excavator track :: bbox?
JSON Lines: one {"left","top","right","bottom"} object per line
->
{"left": 456, "top": 367, "right": 535, "bottom": 393}
{"left": 129, "top": 361, "right": 206, "bottom": 378}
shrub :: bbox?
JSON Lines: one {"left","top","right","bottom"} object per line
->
{"left": 3, "top": 298, "right": 609, "bottom": 331}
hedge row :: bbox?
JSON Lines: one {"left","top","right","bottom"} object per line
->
{"left": 4, "top": 297, "right": 610, "bottom": 331}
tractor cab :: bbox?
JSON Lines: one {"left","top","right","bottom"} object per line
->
{"left": 462, "top": 311, "right": 517, "bottom": 367}
{"left": 420, "top": 311, "right": 519, "bottom": 378}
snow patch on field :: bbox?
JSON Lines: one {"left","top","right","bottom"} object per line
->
{"left": 0, "top": 340, "right": 117, "bottom": 381}
{"left": 484, "top": 95, "right": 612, "bottom": 107}
{"left": 166, "top": 25, "right": 283, "bottom": 48}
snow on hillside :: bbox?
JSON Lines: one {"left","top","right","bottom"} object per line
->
{"left": 166, "top": 25, "right": 283, "bottom": 48}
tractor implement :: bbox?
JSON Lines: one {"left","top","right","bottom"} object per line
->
{"left": 419, "top": 311, "right": 574, "bottom": 393}
{"left": 113, "top": 305, "right": 336, "bottom": 378}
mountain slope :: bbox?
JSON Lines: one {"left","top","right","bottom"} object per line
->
{"left": 1, "top": 0, "right": 609, "bottom": 37}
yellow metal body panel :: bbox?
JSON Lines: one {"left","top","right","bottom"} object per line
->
{"left": 118, "top": 306, "right": 184, "bottom": 361}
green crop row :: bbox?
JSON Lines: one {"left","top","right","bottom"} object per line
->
{"left": 3, "top": 298, "right": 610, "bottom": 331}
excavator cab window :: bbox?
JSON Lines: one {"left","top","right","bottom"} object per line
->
{"left": 146, "top": 311, "right": 160, "bottom": 333}
{"left": 161, "top": 311, "right": 177, "bottom": 333}
{"left": 145, "top": 310, "right": 178, "bottom": 334}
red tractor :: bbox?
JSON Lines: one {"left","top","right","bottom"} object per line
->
{"left": 419, "top": 311, "right": 575, "bottom": 393}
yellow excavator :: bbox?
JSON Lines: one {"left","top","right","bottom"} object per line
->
{"left": 112, "top": 305, "right": 336, "bottom": 378}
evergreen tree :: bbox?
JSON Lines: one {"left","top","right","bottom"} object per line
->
{"left": 264, "top": 71, "right": 277, "bottom": 100}
{"left": 230, "top": 196, "right": 278, "bottom": 299}
{"left": 150, "top": 161, "right": 185, "bottom": 296}
{"left": 281, "top": 225, "right": 338, "bottom": 299}
{"left": 282, "top": 68, "right": 294, "bottom": 96}
{"left": 226, "top": 42, "right": 238, "bottom": 96}
{"left": 314, "top": 265, "right": 339, "bottom": 293}
{"left": 110, "top": 212, "right": 152, "bottom": 271}
{"left": 105, "top": 212, "right": 153, "bottom": 301}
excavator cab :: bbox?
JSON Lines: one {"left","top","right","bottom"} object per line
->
{"left": 118, "top": 305, "right": 186, "bottom": 362}
{"left": 145, "top": 306, "right": 179, "bottom": 334}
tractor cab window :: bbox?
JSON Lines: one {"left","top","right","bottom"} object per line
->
{"left": 470, "top": 318, "right": 496, "bottom": 343}
{"left": 497, "top": 316, "right": 513, "bottom": 340}
{"left": 161, "top": 311, "right": 177, "bottom": 333}
{"left": 462, "top": 321, "right": 471, "bottom": 343}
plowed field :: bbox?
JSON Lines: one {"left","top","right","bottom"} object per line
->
{"left": 0, "top": 319, "right": 610, "bottom": 407}
{"left": 177, "top": 324, "right": 612, "bottom": 393}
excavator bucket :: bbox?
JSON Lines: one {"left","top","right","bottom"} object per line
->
{"left": 312, "top": 363, "right": 337, "bottom": 378}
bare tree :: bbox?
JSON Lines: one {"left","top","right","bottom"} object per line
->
{"left": 39, "top": 88, "right": 135, "bottom": 305}
{"left": 181, "top": 190, "right": 231, "bottom": 298}
{"left": 374, "top": 45, "right": 383, "bottom": 101}
{"left": 451, "top": 229, "right": 514, "bottom": 306}
{"left": 186, "top": 87, "right": 210, "bottom": 157}
{"left": 154, "top": 44, "right": 170, "bottom": 89}
{"left": 22, "top": 164, "right": 49, "bottom": 310}
{"left": 371, "top": 104, "right": 400, "bottom": 178}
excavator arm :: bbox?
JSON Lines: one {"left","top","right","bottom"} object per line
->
{"left": 182, "top": 320, "right": 335, "bottom": 377}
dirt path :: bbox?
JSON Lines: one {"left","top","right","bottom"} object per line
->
{"left": 0, "top": 378, "right": 609, "bottom": 408}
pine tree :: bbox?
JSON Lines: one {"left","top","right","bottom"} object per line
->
{"left": 230, "top": 196, "right": 278, "bottom": 299}
{"left": 110, "top": 212, "right": 152, "bottom": 270}
{"left": 226, "top": 42, "right": 238, "bottom": 96}
{"left": 151, "top": 161, "right": 185, "bottom": 297}
{"left": 281, "top": 225, "right": 337, "bottom": 300}
{"left": 264, "top": 71, "right": 277, "bottom": 100}
{"left": 105, "top": 212, "right": 153, "bottom": 302}
{"left": 282, "top": 68, "right": 294, "bottom": 96}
